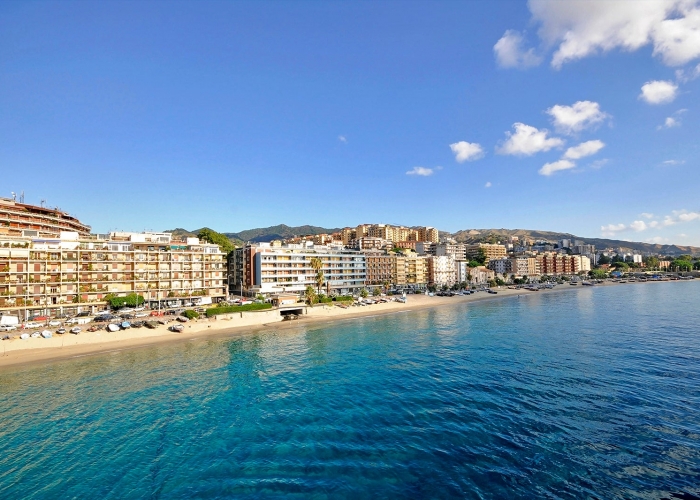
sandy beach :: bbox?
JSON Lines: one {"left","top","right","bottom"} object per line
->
{"left": 0, "top": 280, "right": 667, "bottom": 369}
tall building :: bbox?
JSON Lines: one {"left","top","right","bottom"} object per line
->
{"left": 365, "top": 252, "right": 393, "bottom": 285}
{"left": 392, "top": 251, "right": 428, "bottom": 288}
{"left": 0, "top": 197, "right": 91, "bottom": 238}
{"left": 466, "top": 243, "right": 507, "bottom": 261}
{"left": 0, "top": 231, "right": 226, "bottom": 319}
{"left": 231, "top": 242, "right": 366, "bottom": 296}
{"left": 428, "top": 255, "right": 456, "bottom": 286}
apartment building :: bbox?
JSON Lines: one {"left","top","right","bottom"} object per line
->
{"left": 455, "top": 260, "right": 470, "bottom": 284}
{"left": 0, "top": 231, "right": 227, "bottom": 319}
{"left": 510, "top": 256, "right": 538, "bottom": 276}
{"left": 487, "top": 257, "right": 512, "bottom": 275}
{"left": 427, "top": 255, "right": 456, "bottom": 287}
{"left": 0, "top": 197, "right": 91, "bottom": 238}
{"left": 340, "top": 224, "right": 439, "bottom": 246}
{"left": 465, "top": 243, "right": 507, "bottom": 261}
{"left": 231, "top": 242, "right": 366, "bottom": 296}
{"left": 365, "top": 252, "right": 393, "bottom": 285}
{"left": 392, "top": 251, "right": 428, "bottom": 288}
{"left": 536, "top": 253, "right": 591, "bottom": 275}
{"left": 350, "top": 237, "right": 390, "bottom": 251}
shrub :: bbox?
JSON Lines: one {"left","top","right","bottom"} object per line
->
{"left": 205, "top": 303, "right": 272, "bottom": 317}
{"left": 183, "top": 309, "right": 199, "bottom": 319}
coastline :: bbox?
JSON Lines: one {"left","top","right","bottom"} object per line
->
{"left": 0, "top": 280, "right": 675, "bottom": 369}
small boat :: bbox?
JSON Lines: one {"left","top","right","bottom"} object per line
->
{"left": 107, "top": 324, "right": 120, "bottom": 332}
{"left": 20, "top": 333, "right": 30, "bottom": 340}
{"left": 41, "top": 330, "right": 53, "bottom": 339}
{"left": 49, "top": 320, "right": 62, "bottom": 327}
{"left": 145, "top": 321, "right": 159, "bottom": 329}
{"left": 87, "top": 325, "right": 99, "bottom": 332}
{"left": 120, "top": 321, "right": 131, "bottom": 330}
{"left": 56, "top": 328, "right": 66, "bottom": 334}
{"left": 176, "top": 316, "right": 189, "bottom": 323}
{"left": 31, "top": 332, "right": 41, "bottom": 338}
{"left": 70, "top": 327, "right": 82, "bottom": 335}
{"left": 169, "top": 324, "right": 184, "bottom": 333}
{"left": 131, "top": 321, "right": 144, "bottom": 328}
{"left": 157, "top": 319, "right": 168, "bottom": 325}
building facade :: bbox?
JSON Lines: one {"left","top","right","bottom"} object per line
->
{"left": 465, "top": 243, "right": 507, "bottom": 261}
{"left": 0, "top": 197, "right": 91, "bottom": 238}
{"left": 0, "top": 231, "right": 227, "bottom": 319}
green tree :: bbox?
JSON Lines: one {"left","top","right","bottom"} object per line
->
{"left": 197, "top": 228, "right": 235, "bottom": 255}
{"left": 589, "top": 269, "right": 608, "bottom": 279}
{"left": 372, "top": 287, "right": 381, "bottom": 296}
{"left": 183, "top": 309, "right": 199, "bottom": 319}
{"left": 360, "top": 288, "right": 369, "bottom": 298}
{"left": 671, "top": 259, "right": 692, "bottom": 272}
{"left": 597, "top": 254, "right": 611, "bottom": 265}
{"left": 305, "top": 285, "right": 317, "bottom": 305}
{"left": 309, "top": 257, "right": 324, "bottom": 295}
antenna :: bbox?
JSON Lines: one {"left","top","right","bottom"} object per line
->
{"left": 20, "top": 191, "right": 24, "bottom": 203}
{"left": 40, "top": 199, "right": 46, "bottom": 208}
{"left": 10, "top": 192, "right": 16, "bottom": 201}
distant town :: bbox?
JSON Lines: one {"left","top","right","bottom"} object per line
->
{"left": 1, "top": 196, "right": 698, "bottom": 320}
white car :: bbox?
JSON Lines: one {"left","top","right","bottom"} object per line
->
{"left": 0, "top": 325, "right": 17, "bottom": 332}
{"left": 23, "top": 321, "right": 42, "bottom": 329}
{"left": 48, "top": 320, "right": 62, "bottom": 327}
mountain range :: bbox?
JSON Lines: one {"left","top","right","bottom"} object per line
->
{"left": 164, "top": 224, "right": 700, "bottom": 256}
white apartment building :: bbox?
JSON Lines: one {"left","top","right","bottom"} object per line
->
{"left": 242, "top": 243, "right": 366, "bottom": 296}
{"left": 428, "top": 255, "right": 456, "bottom": 286}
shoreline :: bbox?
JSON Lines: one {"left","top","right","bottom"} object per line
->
{"left": 0, "top": 280, "right": 681, "bottom": 370}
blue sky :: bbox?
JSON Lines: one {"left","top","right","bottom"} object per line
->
{"left": 1, "top": 1, "right": 699, "bottom": 245}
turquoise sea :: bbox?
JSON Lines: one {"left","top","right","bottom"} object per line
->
{"left": 1, "top": 281, "right": 699, "bottom": 499}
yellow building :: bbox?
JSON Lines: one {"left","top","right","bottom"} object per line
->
{"left": 0, "top": 231, "right": 226, "bottom": 319}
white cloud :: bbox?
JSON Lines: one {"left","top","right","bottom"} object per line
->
{"left": 526, "top": 0, "right": 700, "bottom": 68}
{"left": 338, "top": 135, "right": 347, "bottom": 143}
{"left": 662, "top": 159, "right": 686, "bottom": 165}
{"left": 563, "top": 140, "right": 605, "bottom": 160}
{"left": 601, "top": 209, "right": 700, "bottom": 236}
{"left": 630, "top": 220, "right": 647, "bottom": 231}
{"left": 639, "top": 80, "right": 679, "bottom": 104}
{"left": 497, "top": 123, "right": 564, "bottom": 156}
{"left": 547, "top": 101, "right": 610, "bottom": 134}
{"left": 539, "top": 159, "right": 575, "bottom": 176}
{"left": 646, "top": 236, "right": 669, "bottom": 244}
{"left": 449, "top": 141, "right": 485, "bottom": 162}
{"left": 406, "top": 167, "right": 434, "bottom": 176}
{"left": 601, "top": 223, "right": 627, "bottom": 237}
{"left": 493, "top": 30, "right": 542, "bottom": 68}
{"left": 485, "top": 181, "right": 492, "bottom": 188}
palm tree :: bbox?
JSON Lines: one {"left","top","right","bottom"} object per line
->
{"left": 310, "top": 257, "right": 324, "bottom": 295}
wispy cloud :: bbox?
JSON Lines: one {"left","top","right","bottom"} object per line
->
{"left": 601, "top": 209, "right": 700, "bottom": 236}
{"left": 406, "top": 166, "right": 435, "bottom": 177}
{"left": 662, "top": 159, "right": 685, "bottom": 166}
{"left": 493, "top": 30, "right": 541, "bottom": 68}
{"left": 485, "top": 181, "right": 492, "bottom": 188}
{"left": 338, "top": 135, "right": 347, "bottom": 143}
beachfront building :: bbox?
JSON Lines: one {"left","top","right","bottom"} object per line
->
{"left": 536, "top": 253, "right": 591, "bottom": 275}
{"left": 468, "top": 266, "right": 496, "bottom": 285}
{"left": 487, "top": 257, "right": 512, "bottom": 275}
{"left": 0, "top": 197, "right": 91, "bottom": 239}
{"left": 465, "top": 243, "right": 507, "bottom": 261}
{"left": 0, "top": 231, "right": 227, "bottom": 320}
{"left": 455, "top": 260, "right": 470, "bottom": 284}
{"left": 428, "top": 255, "right": 456, "bottom": 287}
{"left": 365, "top": 251, "right": 393, "bottom": 285}
{"left": 509, "top": 256, "right": 538, "bottom": 277}
{"left": 392, "top": 251, "right": 428, "bottom": 288}
{"left": 231, "top": 242, "right": 366, "bottom": 297}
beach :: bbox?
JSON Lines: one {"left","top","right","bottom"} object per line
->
{"left": 0, "top": 280, "right": 669, "bottom": 368}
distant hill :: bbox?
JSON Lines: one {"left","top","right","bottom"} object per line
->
{"left": 164, "top": 224, "right": 699, "bottom": 256}
{"left": 163, "top": 224, "right": 339, "bottom": 246}
{"left": 228, "top": 224, "right": 340, "bottom": 243}
{"left": 450, "top": 228, "right": 700, "bottom": 256}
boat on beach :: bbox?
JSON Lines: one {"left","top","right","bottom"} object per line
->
{"left": 145, "top": 321, "right": 159, "bottom": 329}
{"left": 70, "top": 327, "right": 82, "bottom": 334}
{"left": 41, "top": 330, "right": 53, "bottom": 338}
{"left": 120, "top": 321, "right": 131, "bottom": 330}
{"left": 169, "top": 324, "right": 184, "bottom": 333}
{"left": 107, "top": 324, "right": 120, "bottom": 332}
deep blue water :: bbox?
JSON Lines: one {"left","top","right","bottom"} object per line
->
{"left": 1, "top": 281, "right": 699, "bottom": 499}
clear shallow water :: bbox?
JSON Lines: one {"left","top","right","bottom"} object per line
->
{"left": 1, "top": 282, "right": 700, "bottom": 499}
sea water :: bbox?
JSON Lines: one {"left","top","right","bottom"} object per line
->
{"left": 1, "top": 281, "right": 699, "bottom": 499}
